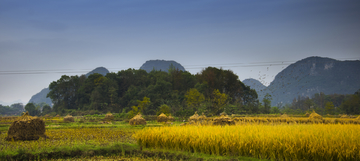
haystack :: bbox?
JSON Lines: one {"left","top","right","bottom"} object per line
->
{"left": 129, "top": 114, "right": 146, "bottom": 125}
{"left": 212, "top": 112, "right": 235, "bottom": 126}
{"left": 281, "top": 113, "right": 289, "bottom": 118}
{"left": 198, "top": 113, "right": 207, "bottom": 121}
{"left": 105, "top": 112, "right": 114, "bottom": 121}
{"left": 340, "top": 114, "right": 349, "bottom": 118}
{"left": 355, "top": 116, "right": 360, "bottom": 120}
{"left": 189, "top": 111, "right": 199, "bottom": 122}
{"left": 63, "top": 114, "right": 74, "bottom": 122}
{"left": 309, "top": 111, "right": 323, "bottom": 120}
{"left": 5, "top": 112, "right": 46, "bottom": 141}
{"left": 157, "top": 113, "right": 168, "bottom": 122}
{"left": 168, "top": 114, "right": 175, "bottom": 122}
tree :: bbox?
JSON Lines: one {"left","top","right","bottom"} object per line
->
{"left": 211, "top": 89, "right": 228, "bottom": 115}
{"left": 270, "top": 106, "right": 281, "bottom": 114}
{"left": 325, "top": 101, "right": 335, "bottom": 115}
{"left": 156, "top": 104, "right": 171, "bottom": 116}
{"left": 128, "top": 105, "right": 139, "bottom": 119}
{"left": 185, "top": 88, "right": 205, "bottom": 111}
{"left": 340, "top": 94, "right": 360, "bottom": 114}
{"left": 25, "top": 103, "right": 40, "bottom": 116}
{"left": 137, "top": 97, "right": 151, "bottom": 114}
{"left": 42, "top": 105, "right": 52, "bottom": 115}
{"left": 47, "top": 75, "right": 84, "bottom": 114}
{"left": 262, "top": 93, "right": 272, "bottom": 114}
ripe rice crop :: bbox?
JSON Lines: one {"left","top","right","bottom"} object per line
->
{"left": 134, "top": 124, "right": 360, "bottom": 160}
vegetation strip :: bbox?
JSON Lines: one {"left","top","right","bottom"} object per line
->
{"left": 134, "top": 124, "right": 360, "bottom": 161}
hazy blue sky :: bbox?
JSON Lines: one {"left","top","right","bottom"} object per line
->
{"left": 1, "top": 0, "right": 359, "bottom": 105}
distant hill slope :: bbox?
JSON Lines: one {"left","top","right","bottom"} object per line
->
{"left": 29, "top": 67, "right": 110, "bottom": 106}
{"left": 28, "top": 88, "right": 52, "bottom": 106}
{"left": 242, "top": 78, "right": 266, "bottom": 93}
{"left": 85, "top": 67, "right": 109, "bottom": 77}
{"left": 140, "top": 60, "right": 186, "bottom": 73}
{"left": 258, "top": 56, "right": 360, "bottom": 106}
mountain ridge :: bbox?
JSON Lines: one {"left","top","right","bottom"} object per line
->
{"left": 255, "top": 56, "right": 360, "bottom": 106}
{"left": 140, "top": 60, "right": 185, "bottom": 73}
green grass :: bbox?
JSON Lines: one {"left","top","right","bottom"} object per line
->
{"left": 0, "top": 118, "right": 266, "bottom": 161}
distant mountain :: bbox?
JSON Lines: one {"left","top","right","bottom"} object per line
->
{"left": 258, "top": 56, "right": 360, "bottom": 106}
{"left": 28, "top": 67, "right": 110, "bottom": 106}
{"left": 85, "top": 67, "right": 109, "bottom": 77}
{"left": 140, "top": 60, "right": 186, "bottom": 73}
{"left": 28, "top": 88, "right": 52, "bottom": 106}
{"left": 242, "top": 78, "right": 266, "bottom": 93}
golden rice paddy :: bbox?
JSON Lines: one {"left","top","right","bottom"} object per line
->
{"left": 134, "top": 124, "right": 360, "bottom": 160}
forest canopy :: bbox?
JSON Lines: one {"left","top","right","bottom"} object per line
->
{"left": 46, "top": 67, "right": 258, "bottom": 117}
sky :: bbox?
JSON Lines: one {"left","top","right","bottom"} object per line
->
{"left": 0, "top": 0, "right": 360, "bottom": 105}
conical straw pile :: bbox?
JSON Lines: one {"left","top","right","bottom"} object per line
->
{"left": 5, "top": 112, "right": 46, "bottom": 141}
{"left": 129, "top": 114, "right": 146, "bottom": 125}
{"left": 157, "top": 113, "right": 168, "bottom": 122}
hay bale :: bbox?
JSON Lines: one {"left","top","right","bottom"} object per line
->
{"left": 309, "top": 111, "right": 323, "bottom": 120}
{"left": 168, "top": 114, "right": 175, "bottom": 122}
{"left": 105, "top": 112, "right": 114, "bottom": 122}
{"left": 157, "top": 113, "right": 168, "bottom": 123}
{"left": 5, "top": 112, "right": 46, "bottom": 141}
{"left": 340, "top": 114, "right": 349, "bottom": 118}
{"left": 212, "top": 112, "right": 235, "bottom": 126}
{"left": 63, "top": 114, "right": 74, "bottom": 122}
{"left": 189, "top": 111, "right": 199, "bottom": 122}
{"left": 129, "top": 114, "right": 146, "bottom": 125}
{"left": 281, "top": 113, "right": 289, "bottom": 118}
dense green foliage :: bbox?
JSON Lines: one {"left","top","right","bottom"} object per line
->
{"left": 280, "top": 90, "right": 360, "bottom": 115}
{"left": 47, "top": 67, "right": 258, "bottom": 116}
{"left": 0, "top": 103, "right": 24, "bottom": 116}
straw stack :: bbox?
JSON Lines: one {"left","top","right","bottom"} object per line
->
{"left": 212, "top": 112, "right": 235, "bottom": 126}
{"left": 157, "top": 113, "right": 168, "bottom": 123}
{"left": 188, "top": 111, "right": 199, "bottom": 123}
{"left": 63, "top": 114, "right": 75, "bottom": 122}
{"left": 129, "top": 114, "right": 146, "bottom": 125}
{"left": 168, "top": 114, "right": 175, "bottom": 122}
{"left": 105, "top": 112, "right": 114, "bottom": 122}
{"left": 5, "top": 112, "right": 46, "bottom": 141}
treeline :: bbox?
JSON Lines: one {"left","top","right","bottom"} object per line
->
{"left": 0, "top": 103, "right": 24, "bottom": 116}
{"left": 46, "top": 67, "right": 259, "bottom": 117}
{"left": 280, "top": 90, "right": 360, "bottom": 115}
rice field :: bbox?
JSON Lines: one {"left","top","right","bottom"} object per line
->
{"left": 134, "top": 124, "right": 360, "bottom": 161}
{"left": 0, "top": 127, "right": 135, "bottom": 154}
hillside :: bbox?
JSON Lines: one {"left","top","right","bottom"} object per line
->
{"left": 258, "top": 56, "right": 360, "bottom": 106}
{"left": 140, "top": 60, "right": 186, "bottom": 73}
{"left": 242, "top": 78, "right": 267, "bottom": 93}
{"left": 28, "top": 67, "right": 110, "bottom": 106}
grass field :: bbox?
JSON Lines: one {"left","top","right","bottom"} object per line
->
{"left": 0, "top": 114, "right": 359, "bottom": 160}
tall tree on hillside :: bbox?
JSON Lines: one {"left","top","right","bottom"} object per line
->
{"left": 25, "top": 103, "right": 40, "bottom": 116}
{"left": 211, "top": 89, "right": 228, "bottom": 115}
{"left": 185, "top": 88, "right": 205, "bottom": 111}
{"left": 47, "top": 75, "right": 85, "bottom": 114}
{"left": 262, "top": 93, "right": 272, "bottom": 114}
{"left": 340, "top": 91, "right": 360, "bottom": 114}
